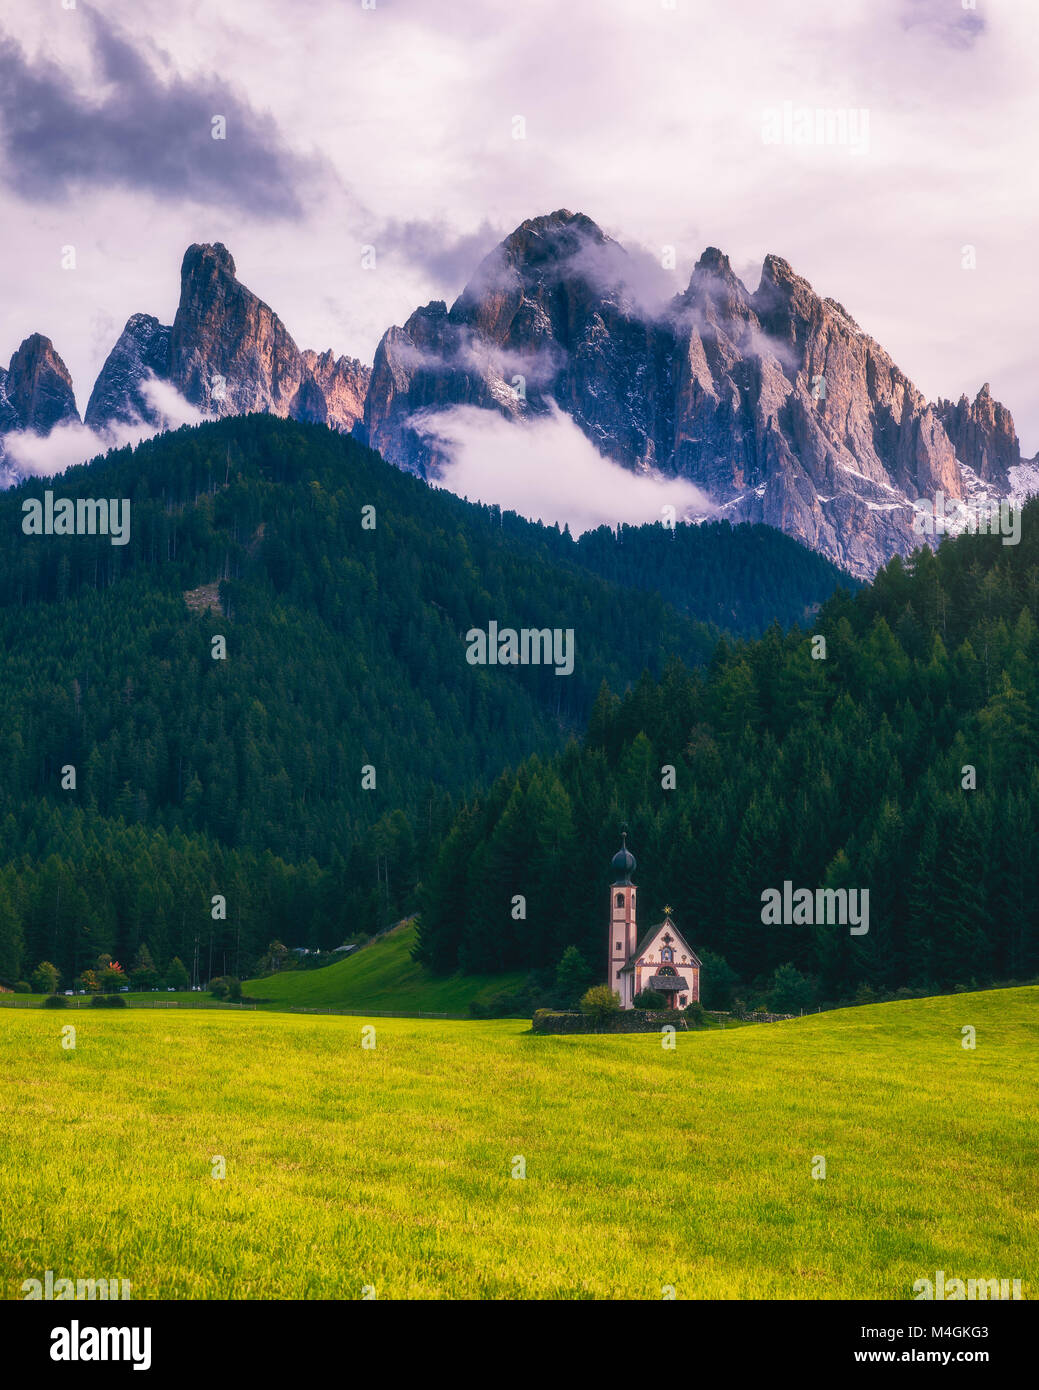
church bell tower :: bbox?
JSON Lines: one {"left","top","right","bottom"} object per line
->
{"left": 608, "top": 832, "right": 637, "bottom": 1008}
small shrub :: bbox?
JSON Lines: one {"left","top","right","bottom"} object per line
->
{"left": 473, "top": 987, "right": 531, "bottom": 1018}
{"left": 100, "top": 965, "right": 128, "bottom": 995}
{"left": 767, "top": 962, "right": 818, "bottom": 1014}
{"left": 697, "top": 948, "right": 739, "bottom": 1011}
{"left": 165, "top": 957, "right": 190, "bottom": 991}
{"left": 554, "top": 946, "right": 595, "bottom": 1009}
{"left": 578, "top": 985, "right": 621, "bottom": 1021}
{"left": 90, "top": 994, "right": 127, "bottom": 1008}
{"left": 43, "top": 995, "right": 69, "bottom": 1009}
{"left": 633, "top": 988, "right": 667, "bottom": 1010}
{"left": 684, "top": 1001, "right": 707, "bottom": 1024}
{"left": 210, "top": 977, "right": 241, "bottom": 1001}
{"left": 13, "top": 982, "right": 30, "bottom": 994}
{"left": 31, "top": 962, "right": 60, "bottom": 995}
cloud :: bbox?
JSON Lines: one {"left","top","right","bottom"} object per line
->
{"left": 898, "top": 0, "right": 985, "bottom": 49}
{"left": 455, "top": 215, "right": 685, "bottom": 323}
{"left": 568, "top": 234, "right": 685, "bottom": 321}
{"left": 374, "top": 218, "right": 505, "bottom": 296}
{"left": 417, "top": 403, "right": 715, "bottom": 534}
{"left": 0, "top": 7, "right": 320, "bottom": 217}
{"left": 1, "top": 377, "right": 204, "bottom": 482}
{"left": 389, "top": 323, "right": 565, "bottom": 401}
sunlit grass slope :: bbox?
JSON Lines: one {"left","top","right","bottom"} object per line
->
{"left": 245, "top": 922, "right": 525, "bottom": 1013}
{"left": 1, "top": 988, "right": 1035, "bottom": 1299}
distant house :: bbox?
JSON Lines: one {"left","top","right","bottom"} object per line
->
{"left": 607, "top": 834, "right": 701, "bottom": 1009}
{"left": 330, "top": 944, "right": 358, "bottom": 957}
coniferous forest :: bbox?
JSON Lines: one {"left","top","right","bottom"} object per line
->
{"left": 0, "top": 415, "right": 851, "bottom": 988}
{"left": 4, "top": 413, "right": 1036, "bottom": 1006}
{"left": 416, "top": 515, "right": 1039, "bottom": 1004}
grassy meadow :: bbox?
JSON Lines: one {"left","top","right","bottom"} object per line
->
{"left": 0, "top": 923, "right": 524, "bottom": 1017}
{"left": 1, "top": 987, "right": 1036, "bottom": 1300}
{"left": 243, "top": 921, "right": 527, "bottom": 1014}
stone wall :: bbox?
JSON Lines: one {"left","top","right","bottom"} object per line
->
{"left": 532, "top": 1009, "right": 689, "bottom": 1034}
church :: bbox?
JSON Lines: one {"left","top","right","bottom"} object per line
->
{"left": 607, "top": 834, "right": 701, "bottom": 1009}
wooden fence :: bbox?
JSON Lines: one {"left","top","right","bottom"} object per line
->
{"left": 0, "top": 997, "right": 257, "bottom": 1010}
{"left": 288, "top": 1006, "right": 456, "bottom": 1019}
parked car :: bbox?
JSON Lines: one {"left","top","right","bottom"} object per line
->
{"left": 63, "top": 990, "right": 73, "bottom": 996}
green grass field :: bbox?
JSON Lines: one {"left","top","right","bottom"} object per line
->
{"left": 244, "top": 921, "right": 526, "bottom": 1014}
{"left": 1, "top": 987, "right": 1035, "bottom": 1299}
{"left": 0, "top": 992, "right": 225, "bottom": 1007}
{"left": 0, "top": 922, "right": 524, "bottom": 1017}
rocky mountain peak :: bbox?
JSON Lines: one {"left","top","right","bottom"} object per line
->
{"left": 936, "top": 381, "right": 1020, "bottom": 487}
{"left": 363, "top": 215, "right": 1007, "bottom": 575}
{"left": 453, "top": 210, "right": 621, "bottom": 328}
{"left": 181, "top": 241, "right": 237, "bottom": 282}
{"left": 679, "top": 247, "right": 754, "bottom": 329}
{"left": 6, "top": 214, "right": 1031, "bottom": 581}
{"left": 81, "top": 245, "right": 367, "bottom": 437}
{"left": 299, "top": 349, "right": 371, "bottom": 432}
{"left": 168, "top": 242, "right": 304, "bottom": 417}
{"left": 751, "top": 253, "right": 827, "bottom": 347}
{"left": 5, "top": 334, "right": 79, "bottom": 434}
{"left": 497, "top": 209, "right": 608, "bottom": 265}
{"left": 692, "top": 246, "right": 740, "bottom": 285}
{"left": 84, "top": 313, "right": 171, "bottom": 431}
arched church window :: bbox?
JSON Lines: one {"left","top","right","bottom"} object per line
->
{"left": 658, "top": 965, "right": 676, "bottom": 976}
{"left": 615, "top": 893, "right": 624, "bottom": 907}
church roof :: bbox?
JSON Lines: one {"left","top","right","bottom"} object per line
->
{"left": 647, "top": 973, "right": 691, "bottom": 993}
{"left": 619, "top": 919, "right": 701, "bottom": 973}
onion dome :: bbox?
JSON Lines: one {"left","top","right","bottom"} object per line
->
{"left": 611, "top": 831, "right": 636, "bottom": 885}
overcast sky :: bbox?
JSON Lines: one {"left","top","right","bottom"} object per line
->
{"left": 0, "top": 0, "right": 1035, "bottom": 452}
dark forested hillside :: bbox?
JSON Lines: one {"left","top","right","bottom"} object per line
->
{"left": 416, "top": 511, "right": 1039, "bottom": 1001}
{"left": 0, "top": 415, "right": 849, "bottom": 987}
{"left": 570, "top": 519, "right": 856, "bottom": 634}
